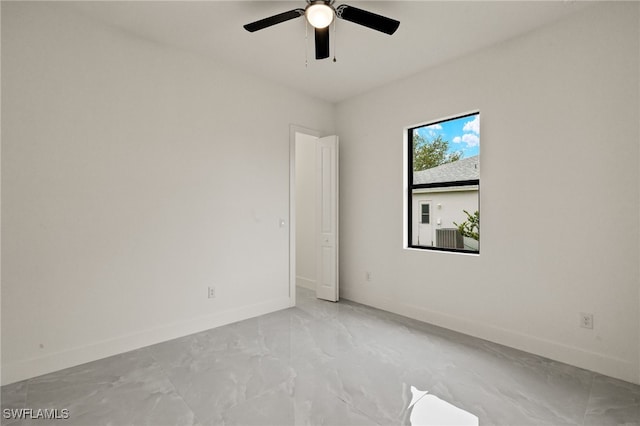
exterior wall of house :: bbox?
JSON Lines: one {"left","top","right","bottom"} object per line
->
{"left": 411, "top": 188, "right": 478, "bottom": 248}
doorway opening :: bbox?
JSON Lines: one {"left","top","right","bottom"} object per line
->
{"left": 289, "top": 126, "right": 339, "bottom": 305}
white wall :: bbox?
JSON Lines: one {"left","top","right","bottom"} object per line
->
{"left": 295, "top": 133, "right": 317, "bottom": 290}
{"left": 336, "top": 2, "right": 640, "bottom": 384}
{"left": 1, "top": 2, "right": 334, "bottom": 385}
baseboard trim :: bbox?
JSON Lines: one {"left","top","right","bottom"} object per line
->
{"left": 1, "top": 296, "right": 291, "bottom": 386}
{"left": 340, "top": 287, "right": 639, "bottom": 385}
{"left": 296, "top": 276, "right": 316, "bottom": 291}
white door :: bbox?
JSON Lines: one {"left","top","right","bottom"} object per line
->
{"left": 315, "top": 135, "right": 339, "bottom": 302}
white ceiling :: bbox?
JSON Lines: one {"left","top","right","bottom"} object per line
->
{"left": 66, "top": 1, "right": 592, "bottom": 103}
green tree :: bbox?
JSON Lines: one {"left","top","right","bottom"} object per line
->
{"left": 413, "top": 134, "right": 462, "bottom": 171}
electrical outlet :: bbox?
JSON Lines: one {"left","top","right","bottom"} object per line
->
{"left": 580, "top": 312, "right": 593, "bottom": 329}
{"left": 208, "top": 286, "right": 216, "bottom": 299}
{"left": 365, "top": 271, "right": 372, "bottom": 282}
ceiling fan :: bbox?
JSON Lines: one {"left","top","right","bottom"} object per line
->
{"left": 243, "top": 0, "right": 400, "bottom": 60}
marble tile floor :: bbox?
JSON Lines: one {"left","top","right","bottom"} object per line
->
{"left": 2, "top": 286, "right": 639, "bottom": 426}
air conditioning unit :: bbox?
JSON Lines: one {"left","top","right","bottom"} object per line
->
{"left": 436, "top": 228, "right": 463, "bottom": 249}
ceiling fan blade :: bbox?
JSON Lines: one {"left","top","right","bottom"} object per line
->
{"left": 335, "top": 5, "right": 400, "bottom": 35}
{"left": 315, "top": 27, "right": 330, "bottom": 60}
{"left": 243, "top": 9, "right": 305, "bottom": 32}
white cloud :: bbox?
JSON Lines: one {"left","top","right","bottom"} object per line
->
{"left": 462, "top": 116, "right": 480, "bottom": 134}
{"left": 426, "top": 124, "right": 443, "bottom": 130}
{"left": 453, "top": 134, "right": 479, "bottom": 147}
{"left": 461, "top": 133, "right": 479, "bottom": 147}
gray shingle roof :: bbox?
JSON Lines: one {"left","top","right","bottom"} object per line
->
{"left": 413, "top": 155, "right": 479, "bottom": 185}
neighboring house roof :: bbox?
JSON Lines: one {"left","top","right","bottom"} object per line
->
{"left": 413, "top": 155, "right": 479, "bottom": 185}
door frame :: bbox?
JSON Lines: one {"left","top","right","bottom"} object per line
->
{"left": 289, "top": 125, "right": 321, "bottom": 307}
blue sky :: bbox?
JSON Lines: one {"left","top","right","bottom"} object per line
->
{"left": 416, "top": 113, "right": 480, "bottom": 158}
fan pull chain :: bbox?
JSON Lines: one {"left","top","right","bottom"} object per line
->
{"left": 332, "top": 19, "right": 337, "bottom": 63}
{"left": 304, "top": 20, "right": 309, "bottom": 68}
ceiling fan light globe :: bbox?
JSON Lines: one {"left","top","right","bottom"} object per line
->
{"left": 305, "top": 4, "right": 334, "bottom": 29}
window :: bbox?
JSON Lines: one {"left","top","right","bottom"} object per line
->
{"left": 421, "top": 204, "right": 430, "bottom": 224}
{"left": 407, "top": 112, "right": 480, "bottom": 253}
